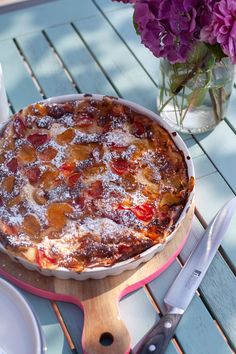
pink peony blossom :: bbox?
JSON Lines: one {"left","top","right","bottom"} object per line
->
{"left": 201, "top": 0, "right": 236, "bottom": 63}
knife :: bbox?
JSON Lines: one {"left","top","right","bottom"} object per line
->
{"left": 136, "top": 197, "right": 236, "bottom": 354}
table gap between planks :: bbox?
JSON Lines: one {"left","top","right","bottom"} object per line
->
{"left": 0, "top": 0, "right": 235, "bottom": 353}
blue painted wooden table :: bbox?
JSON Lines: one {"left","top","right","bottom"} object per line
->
{"left": 0, "top": 1, "right": 235, "bottom": 353}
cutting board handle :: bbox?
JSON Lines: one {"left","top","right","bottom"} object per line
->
{"left": 81, "top": 290, "right": 131, "bottom": 354}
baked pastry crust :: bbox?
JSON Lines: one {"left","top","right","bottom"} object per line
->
{"left": 0, "top": 96, "right": 194, "bottom": 271}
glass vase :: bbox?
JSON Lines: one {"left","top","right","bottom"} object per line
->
{"left": 157, "top": 54, "right": 234, "bottom": 134}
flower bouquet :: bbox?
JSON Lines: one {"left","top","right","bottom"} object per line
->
{"left": 113, "top": 0, "right": 236, "bottom": 133}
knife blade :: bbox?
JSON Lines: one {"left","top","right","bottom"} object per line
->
{"left": 136, "top": 197, "right": 236, "bottom": 354}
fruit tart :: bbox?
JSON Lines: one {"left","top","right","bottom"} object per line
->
{"left": 0, "top": 95, "right": 194, "bottom": 273}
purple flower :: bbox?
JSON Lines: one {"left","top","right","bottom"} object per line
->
{"left": 113, "top": 0, "right": 236, "bottom": 64}
{"left": 201, "top": 0, "right": 236, "bottom": 63}
{"left": 133, "top": 0, "right": 210, "bottom": 63}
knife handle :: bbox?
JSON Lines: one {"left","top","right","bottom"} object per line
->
{"left": 136, "top": 313, "right": 182, "bottom": 354}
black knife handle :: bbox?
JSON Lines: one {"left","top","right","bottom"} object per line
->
{"left": 136, "top": 313, "right": 182, "bottom": 354}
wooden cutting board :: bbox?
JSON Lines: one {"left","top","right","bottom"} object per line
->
{"left": 0, "top": 203, "right": 194, "bottom": 354}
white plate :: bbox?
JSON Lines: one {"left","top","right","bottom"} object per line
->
{"left": 0, "top": 278, "right": 42, "bottom": 354}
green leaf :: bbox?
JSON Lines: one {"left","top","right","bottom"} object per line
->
{"left": 187, "top": 43, "right": 209, "bottom": 65}
{"left": 205, "top": 43, "right": 226, "bottom": 61}
{"left": 204, "top": 55, "right": 215, "bottom": 71}
{"left": 133, "top": 13, "right": 140, "bottom": 35}
{"left": 187, "top": 88, "right": 207, "bottom": 107}
{"left": 170, "top": 74, "right": 188, "bottom": 93}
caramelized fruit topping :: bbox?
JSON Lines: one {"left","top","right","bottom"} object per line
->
{"left": 47, "top": 202, "right": 73, "bottom": 230}
{"left": 56, "top": 128, "right": 75, "bottom": 145}
{"left": 18, "top": 144, "right": 36, "bottom": 164}
{"left": 2, "top": 176, "right": 15, "bottom": 193}
{"left": 23, "top": 214, "right": 41, "bottom": 237}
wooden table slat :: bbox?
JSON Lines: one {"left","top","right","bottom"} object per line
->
{"left": 73, "top": 11, "right": 158, "bottom": 111}
{"left": 196, "top": 172, "right": 236, "bottom": 268}
{"left": 179, "top": 216, "right": 236, "bottom": 350}
{"left": 45, "top": 23, "right": 117, "bottom": 96}
{"left": 185, "top": 138, "right": 205, "bottom": 158}
{"left": 93, "top": 4, "right": 160, "bottom": 86}
{"left": 200, "top": 253, "right": 236, "bottom": 350}
{"left": 195, "top": 120, "right": 236, "bottom": 193}
{"left": 16, "top": 32, "right": 77, "bottom": 98}
{"left": 193, "top": 154, "right": 216, "bottom": 180}
{"left": 0, "top": 39, "right": 41, "bottom": 111}
{"left": 0, "top": 0, "right": 98, "bottom": 41}
{"left": 225, "top": 72, "right": 236, "bottom": 131}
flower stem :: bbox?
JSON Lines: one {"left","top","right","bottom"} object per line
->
{"left": 171, "top": 52, "right": 211, "bottom": 95}
{"left": 179, "top": 85, "right": 186, "bottom": 123}
{"left": 172, "top": 94, "right": 180, "bottom": 125}
{"left": 219, "top": 87, "right": 223, "bottom": 119}
{"left": 158, "top": 92, "right": 178, "bottom": 113}
{"left": 209, "top": 88, "right": 220, "bottom": 123}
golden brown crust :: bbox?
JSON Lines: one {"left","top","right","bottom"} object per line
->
{"left": 0, "top": 97, "right": 191, "bottom": 271}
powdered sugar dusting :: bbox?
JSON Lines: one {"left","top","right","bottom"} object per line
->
{"left": 132, "top": 191, "right": 147, "bottom": 205}
{"left": 22, "top": 184, "right": 47, "bottom": 224}
{"left": 50, "top": 140, "right": 66, "bottom": 168}
{"left": 0, "top": 97, "right": 190, "bottom": 271}
{"left": 1, "top": 205, "right": 24, "bottom": 225}
{"left": 102, "top": 130, "right": 132, "bottom": 147}
{"left": 80, "top": 217, "right": 127, "bottom": 238}
{"left": 74, "top": 131, "right": 101, "bottom": 144}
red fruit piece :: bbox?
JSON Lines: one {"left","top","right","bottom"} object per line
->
{"left": 13, "top": 116, "right": 27, "bottom": 137}
{"left": 67, "top": 173, "right": 81, "bottom": 187}
{"left": 75, "top": 113, "right": 94, "bottom": 127}
{"left": 60, "top": 162, "right": 76, "bottom": 177}
{"left": 36, "top": 248, "right": 58, "bottom": 268}
{"left": 88, "top": 180, "right": 103, "bottom": 198}
{"left": 110, "top": 145, "right": 127, "bottom": 152}
{"left": 27, "top": 133, "right": 48, "bottom": 147}
{"left": 25, "top": 166, "right": 41, "bottom": 184}
{"left": 6, "top": 158, "right": 18, "bottom": 173}
{"left": 118, "top": 244, "right": 132, "bottom": 254}
{"left": 62, "top": 102, "right": 74, "bottom": 114}
{"left": 131, "top": 203, "right": 155, "bottom": 222}
{"left": 46, "top": 104, "right": 64, "bottom": 118}
{"left": 74, "top": 195, "right": 85, "bottom": 209}
{"left": 118, "top": 202, "right": 155, "bottom": 222}
{"left": 110, "top": 159, "right": 129, "bottom": 175}
{"left": 133, "top": 122, "right": 145, "bottom": 137}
